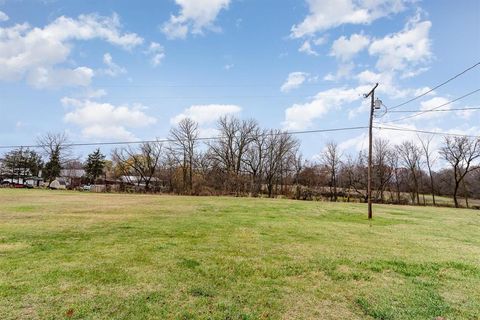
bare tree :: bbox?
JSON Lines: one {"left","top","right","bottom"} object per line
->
{"left": 293, "top": 154, "right": 304, "bottom": 199}
{"left": 321, "top": 142, "right": 342, "bottom": 201}
{"left": 168, "top": 118, "right": 199, "bottom": 194}
{"left": 397, "top": 141, "right": 422, "bottom": 204}
{"left": 208, "top": 116, "right": 258, "bottom": 193}
{"left": 440, "top": 136, "right": 480, "bottom": 208}
{"left": 373, "top": 138, "right": 393, "bottom": 202}
{"left": 263, "top": 130, "right": 299, "bottom": 198}
{"left": 418, "top": 135, "right": 437, "bottom": 205}
{"left": 242, "top": 127, "right": 267, "bottom": 196}
{"left": 36, "top": 132, "right": 72, "bottom": 164}
{"left": 36, "top": 132, "right": 73, "bottom": 185}
{"left": 340, "top": 151, "right": 368, "bottom": 202}
{"left": 388, "top": 151, "right": 403, "bottom": 203}
{"left": 112, "top": 141, "right": 163, "bottom": 191}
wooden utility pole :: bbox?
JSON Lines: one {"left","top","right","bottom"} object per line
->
{"left": 364, "top": 83, "right": 378, "bottom": 220}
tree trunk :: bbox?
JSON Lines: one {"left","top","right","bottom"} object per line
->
{"left": 453, "top": 181, "right": 460, "bottom": 208}
{"left": 267, "top": 183, "right": 273, "bottom": 198}
{"left": 428, "top": 168, "right": 436, "bottom": 206}
{"left": 462, "top": 180, "right": 469, "bottom": 208}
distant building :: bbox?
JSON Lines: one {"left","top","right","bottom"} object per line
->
{"left": 0, "top": 168, "right": 43, "bottom": 187}
{"left": 59, "top": 169, "right": 85, "bottom": 188}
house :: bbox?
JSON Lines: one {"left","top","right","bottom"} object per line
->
{"left": 59, "top": 169, "right": 86, "bottom": 188}
{"left": 0, "top": 168, "right": 44, "bottom": 187}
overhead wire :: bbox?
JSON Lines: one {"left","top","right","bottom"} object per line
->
{"left": 0, "top": 126, "right": 369, "bottom": 150}
{"left": 2, "top": 124, "right": 478, "bottom": 151}
{"left": 386, "top": 106, "right": 480, "bottom": 113}
{"left": 387, "top": 61, "right": 480, "bottom": 111}
{"left": 374, "top": 125, "right": 480, "bottom": 139}
{"left": 379, "top": 88, "right": 480, "bottom": 123}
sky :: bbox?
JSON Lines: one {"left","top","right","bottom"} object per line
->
{"left": 0, "top": 0, "right": 479, "bottom": 160}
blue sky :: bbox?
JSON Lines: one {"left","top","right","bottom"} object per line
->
{"left": 0, "top": 0, "right": 479, "bottom": 159}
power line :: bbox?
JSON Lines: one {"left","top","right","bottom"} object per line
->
{"left": 0, "top": 126, "right": 369, "bottom": 150}
{"left": 0, "top": 95, "right": 322, "bottom": 100}
{"left": 374, "top": 125, "right": 480, "bottom": 138}
{"left": 387, "top": 106, "right": 480, "bottom": 113}
{"left": 71, "top": 83, "right": 336, "bottom": 88}
{"left": 388, "top": 61, "right": 480, "bottom": 111}
{"left": 1, "top": 125, "right": 477, "bottom": 151}
{"left": 380, "top": 88, "right": 480, "bottom": 123}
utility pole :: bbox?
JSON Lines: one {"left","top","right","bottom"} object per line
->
{"left": 364, "top": 83, "right": 379, "bottom": 220}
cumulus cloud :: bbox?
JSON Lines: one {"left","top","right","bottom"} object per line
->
{"left": 325, "top": 34, "right": 369, "bottom": 82}
{"left": 281, "top": 72, "right": 312, "bottom": 92}
{"left": 283, "top": 86, "right": 368, "bottom": 130}
{"left": 0, "top": 11, "right": 8, "bottom": 22}
{"left": 291, "top": 0, "right": 407, "bottom": 38}
{"left": 0, "top": 13, "right": 143, "bottom": 88}
{"left": 170, "top": 104, "right": 241, "bottom": 125}
{"left": 369, "top": 17, "right": 432, "bottom": 72}
{"left": 26, "top": 66, "right": 94, "bottom": 89}
{"left": 162, "top": 0, "right": 230, "bottom": 39}
{"left": 330, "top": 33, "right": 370, "bottom": 61}
{"left": 356, "top": 69, "right": 412, "bottom": 98}
{"left": 324, "top": 63, "right": 354, "bottom": 81}
{"left": 145, "top": 42, "right": 165, "bottom": 66}
{"left": 416, "top": 96, "right": 451, "bottom": 119}
{"left": 62, "top": 98, "right": 156, "bottom": 140}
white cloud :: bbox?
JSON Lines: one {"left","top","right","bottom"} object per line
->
{"left": 338, "top": 132, "right": 368, "bottom": 152}
{"left": 162, "top": 0, "right": 230, "bottom": 39}
{"left": 224, "top": 63, "right": 234, "bottom": 70}
{"left": 339, "top": 124, "right": 480, "bottom": 166}
{"left": 83, "top": 88, "right": 108, "bottom": 99}
{"left": 62, "top": 98, "right": 156, "bottom": 140}
{"left": 324, "top": 63, "right": 354, "bottom": 81}
{"left": 100, "top": 53, "right": 127, "bottom": 77}
{"left": 0, "top": 13, "right": 143, "bottom": 87}
{"left": 26, "top": 66, "right": 94, "bottom": 89}
{"left": 83, "top": 125, "right": 138, "bottom": 141}
{"left": 330, "top": 33, "right": 370, "bottom": 61}
{"left": 298, "top": 40, "right": 319, "bottom": 56}
{"left": 369, "top": 17, "right": 432, "bottom": 71}
{"left": 281, "top": 72, "right": 311, "bottom": 92}
{"left": 456, "top": 106, "right": 478, "bottom": 120}
{"left": 291, "top": 0, "right": 407, "bottom": 38}
{"left": 355, "top": 69, "right": 420, "bottom": 99}
{"left": 299, "top": 36, "right": 327, "bottom": 55}
{"left": 145, "top": 42, "right": 165, "bottom": 67}
{"left": 0, "top": 11, "right": 8, "bottom": 22}
{"left": 313, "top": 36, "right": 327, "bottom": 45}
{"left": 283, "top": 86, "right": 368, "bottom": 130}
{"left": 401, "top": 66, "right": 429, "bottom": 79}
{"left": 170, "top": 104, "right": 241, "bottom": 125}
{"left": 417, "top": 96, "right": 450, "bottom": 119}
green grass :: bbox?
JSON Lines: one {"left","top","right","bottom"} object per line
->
{"left": 0, "top": 189, "right": 479, "bottom": 319}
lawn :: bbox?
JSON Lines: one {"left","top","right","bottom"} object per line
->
{"left": 0, "top": 189, "right": 479, "bottom": 319}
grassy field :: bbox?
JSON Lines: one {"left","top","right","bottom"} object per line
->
{"left": 0, "top": 190, "right": 479, "bottom": 319}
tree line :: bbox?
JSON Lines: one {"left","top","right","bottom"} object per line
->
{"left": 1, "top": 116, "right": 479, "bottom": 208}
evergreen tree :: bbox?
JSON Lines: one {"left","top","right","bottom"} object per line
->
{"left": 26, "top": 150, "right": 43, "bottom": 177}
{"left": 43, "top": 150, "right": 61, "bottom": 186}
{"left": 0, "top": 148, "right": 43, "bottom": 182}
{"left": 84, "top": 148, "right": 106, "bottom": 183}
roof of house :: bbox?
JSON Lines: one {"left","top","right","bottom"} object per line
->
{"left": 60, "top": 169, "right": 85, "bottom": 178}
